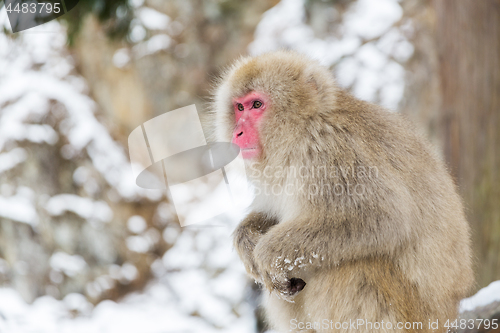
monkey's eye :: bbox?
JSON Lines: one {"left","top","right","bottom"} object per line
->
{"left": 253, "top": 100, "right": 263, "bottom": 108}
{"left": 237, "top": 103, "right": 244, "bottom": 111}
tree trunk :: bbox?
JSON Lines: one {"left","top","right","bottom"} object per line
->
{"left": 434, "top": 0, "right": 500, "bottom": 289}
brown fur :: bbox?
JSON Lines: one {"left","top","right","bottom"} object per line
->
{"left": 233, "top": 212, "right": 278, "bottom": 282}
{"left": 211, "top": 50, "right": 474, "bottom": 333}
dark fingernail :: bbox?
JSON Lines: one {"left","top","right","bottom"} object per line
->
{"left": 289, "top": 278, "right": 306, "bottom": 294}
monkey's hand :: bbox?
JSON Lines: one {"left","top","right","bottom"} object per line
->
{"left": 233, "top": 212, "right": 278, "bottom": 282}
{"left": 234, "top": 224, "right": 263, "bottom": 282}
{"left": 253, "top": 225, "right": 312, "bottom": 302}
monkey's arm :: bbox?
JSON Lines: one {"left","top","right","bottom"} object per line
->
{"left": 233, "top": 212, "right": 278, "bottom": 282}
{"left": 253, "top": 213, "right": 412, "bottom": 300}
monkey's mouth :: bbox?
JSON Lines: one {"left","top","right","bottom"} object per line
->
{"left": 240, "top": 147, "right": 260, "bottom": 159}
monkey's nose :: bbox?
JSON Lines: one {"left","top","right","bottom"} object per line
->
{"left": 236, "top": 131, "right": 243, "bottom": 137}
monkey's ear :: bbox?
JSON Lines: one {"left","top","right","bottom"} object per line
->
{"left": 304, "top": 65, "right": 319, "bottom": 92}
{"left": 306, "top": 75, "right": 319, "bottom": 92}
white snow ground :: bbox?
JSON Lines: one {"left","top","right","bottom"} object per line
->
{"left": 0, "top": 226, "right": 255, "bottom": 333}
{"left": 0, "top": 274, "right": 498, "bottom": 332}
{"left": 460, "top": 280, "right": 500, "bottom": 313}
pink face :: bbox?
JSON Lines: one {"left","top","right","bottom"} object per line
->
{"left": 231, "top": 91, "right": 268, "bottom": 159}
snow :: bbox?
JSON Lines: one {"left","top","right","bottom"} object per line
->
{"left": 128, "top": 7, "right": 170, "bottom": 46}
{"left": 120, "top": 263, "right": 139, "bottom": 281}
{"left": 162, "top": 226, "right": 179, "bottom": 243}
{"left": 72, "top": 166, "right": 91, "bottom": 185}
{"left": 0, "top": 92, "right": 57, "bottom": 151}
{"left": 0, "top": 283, "right": 228, "bottom": 333}
{"left": 145, "top": 34, "right": 171, "bottom": 53}
{"left": 137, "top": 7, "right": 170, "bottom": 30}
{"left": 133, "top": 34, "right": 172, "bottom": 58}
{"left": 0, "top": 187, "right": 38, "bottom": 226}
{"left": 0, "top": 9, "right": 163, "bottom": 202}
{"left": 343, "top": 0, "right": 402, "bottom": 40}
{"left": 127, "top": 215, "right": 147, "bottom": 233}
{"left": 0, "top": 71, "right": 161, "bottom": 200}
{"left": 46, "top": 194, "right": 113, "bottom": 223}
{"left": 50, "top": 252, "right": 88, "bottom": 277}
{"left": 0, "top": 20, "right": 162, "bottom": 200}
{"left": 113, "top": 48, "right": 131, "bottom": 68}
{"left": 0, "top": 222, "right": 254, "bottom": 332}
{"left": 129, "top": 0, "right": 145, "bottom": 8}
{"left": 0, "top": 276, "right": 498, "bottom": 332}
{"left": 117, "top": 4, "right": 173, "bottom": 58}
{"left": 377, "top": 27, "right": 414, "bottom": 62}
{"left": 126, "top": 219, "right": 160, "bottom": 253}
{"left": 129, "top": 23, "right": 147, "bottom": 42}
{"left": 0, "top": 148, "right": 27, "bottom": 174}
{"left": 460, "top": 280, "right": 500, "bottom": 312}
{"left": 63, "top": 293, "right": 93, "bottom": 314}
{"left": 126, "top": 235, "right": 151, "bottom": 253}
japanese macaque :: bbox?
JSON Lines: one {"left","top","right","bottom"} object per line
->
{"left": 211, "top": 51, "right": 474, "bottom": 333}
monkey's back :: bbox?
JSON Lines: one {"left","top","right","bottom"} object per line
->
{"left": 270, "top": 89, "right": 475, "bottom": 332}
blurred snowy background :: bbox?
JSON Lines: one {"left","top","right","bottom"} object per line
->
{"left": 0, "top": 0, "right": 499, "bottom": 332}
